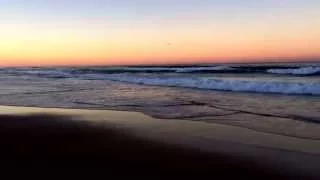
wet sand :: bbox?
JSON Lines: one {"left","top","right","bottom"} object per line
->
{"left": 0, "top": 106, "right": 319, "bottom": 179}
{"left": 1, "top": 76, "right": 319, "bottom": 141}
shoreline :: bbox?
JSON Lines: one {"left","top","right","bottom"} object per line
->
{"left": 0, "top": 105, "right": 320, "bottom": 178}
{"left": 0, "top": 74, "right": 319, "bottom": 142}
{"left": 0, "top": 105, "right": 320, "bottom": 155}
{"left": 1, "top": 105, "right": 319, "bottom": 153}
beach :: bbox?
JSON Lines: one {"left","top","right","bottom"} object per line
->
{"left": 0, "top": 64, "right": 319, "bottom": 178}
{"left": 1, "top": 0, "right": 320, "bottom": 177}
{"left": 1, "top": 105, "right": 319, "bottom": 178}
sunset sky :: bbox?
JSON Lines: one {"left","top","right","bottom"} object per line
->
{"left": 0, "top": 0, "right": 319, "bottom": 66}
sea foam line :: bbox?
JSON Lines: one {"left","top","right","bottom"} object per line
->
{"left": 103, "top": 75, "right": 320, "bottom": 95}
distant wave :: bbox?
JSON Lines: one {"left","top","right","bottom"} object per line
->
{"left": 3, "top": 68, "right": 72, "bottom": 78}
{"left": 72, "top": 66, "right": 236, "bottom": 74}
{"left": 71, "top": 65, "right": 320, "bottom": 75}
{"left": 267, "top": 67, "right": 320, "bottom": 76}
{"left": 4, "top": 65, "right": 320, "bottom": 77}
{"left": 2, "top": 65, "right": 320, "bottom": 95}
{"left": 174, "top": 66, "right": 234, "bottom": 73}
{"left": 101, "top": 75, "right": 320, "bottom": 95}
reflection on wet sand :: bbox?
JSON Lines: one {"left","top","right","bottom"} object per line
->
{"left": 0, "top": 76, "right": 319, "bottom": 140}
{"left": 0, "top": 106, "right": 319, "bottom": 178}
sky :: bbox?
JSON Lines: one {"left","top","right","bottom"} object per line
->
{"left": 0, "top": 0, "right": 319, "bottom": 66}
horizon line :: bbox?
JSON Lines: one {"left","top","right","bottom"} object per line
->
{"left": 1, "top": 58, "right": 319, "bottom": 68}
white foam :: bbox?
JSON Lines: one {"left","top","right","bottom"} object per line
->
{"left": 267, "top": 67, "right": 320, "bottom": 75}
{"left": 174, "top": 66, "right": 233, "bottom": 73}
{"left": 103, "top": 75, "right": 320, "bottom": 95}
{"left": 120, "top": 67, "right": 175, "bottom": 71}
{"left": 16, "top": 69, "right": 71, "bottom": 78}
{"left": 82, "top": 66, "right": 233, "bottom": 73}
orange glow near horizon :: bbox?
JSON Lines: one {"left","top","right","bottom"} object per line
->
{"left": 1, "top": 2, "right": 319, "bottom": 66}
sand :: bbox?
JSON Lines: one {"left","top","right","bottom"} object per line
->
{"left": 0, "top": 105, "right": 319, "bottom": 178}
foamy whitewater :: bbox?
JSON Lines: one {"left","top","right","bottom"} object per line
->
{"left": 102, "top": 75, "right": 320, "bottom": 95}
{"left": 1, "top": 62, "right": 320, "bottom": 95}
{"left": 1, "top": 62, "right": 320, "bottom": 142}
{"left": 267, "top": 67, "right": 320, "bottom": 75}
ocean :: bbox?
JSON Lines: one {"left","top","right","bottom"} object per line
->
{"left": 1, "top": 62, "right": 320, "bottom": 95}
{"left": 0, "top": 62, "right": 319, "bottom": 139}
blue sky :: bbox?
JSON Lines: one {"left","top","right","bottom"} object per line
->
{"left": 1, "top": 0, "right": 316, "bottom": 20}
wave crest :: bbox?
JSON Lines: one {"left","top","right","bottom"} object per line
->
{"left": 102, "top": 75, "right": 320, "bottom": 95}
{"left": 267, "top": 67, "right": 320, "bottom": 76}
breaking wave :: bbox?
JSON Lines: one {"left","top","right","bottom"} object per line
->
{"left": 101, "top": 75, "right": 320, "bottom": 95}
{"left": 2, "top": 63, "right": 320, "bottom": 95}
{"left": 267, "top": 67, "right": 320, "bottom": 76}
{"left": 72, "top": 66, "right": 235, "bottom": 74}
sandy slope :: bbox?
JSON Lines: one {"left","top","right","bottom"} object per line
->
{"left": 0, "top": 105, "right": 319, "bottom": 178}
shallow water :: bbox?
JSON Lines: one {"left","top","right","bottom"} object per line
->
{"left": 0, "top": 73, "right": 319, "bottom": 140}
{"left": 1, "top": 63, "right": 320, "bottom": 95}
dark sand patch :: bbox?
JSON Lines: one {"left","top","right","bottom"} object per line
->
{"left": 0, "top": 114, "right": 317, "bottom": 179}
